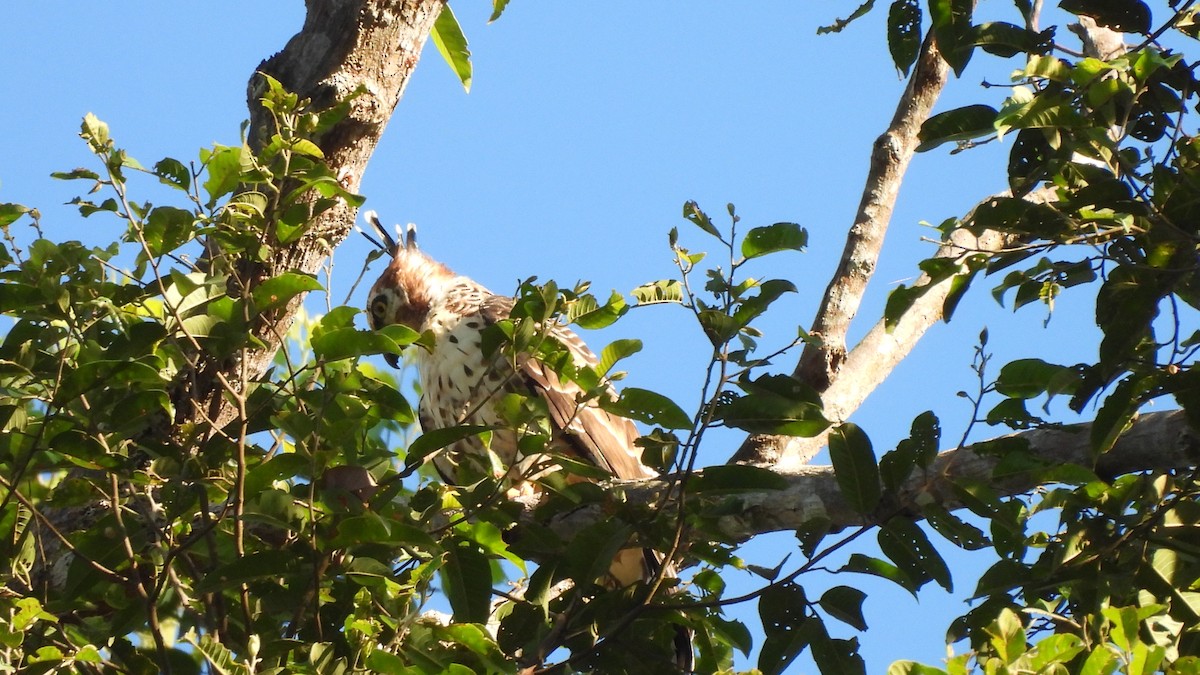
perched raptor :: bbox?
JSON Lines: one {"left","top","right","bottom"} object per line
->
{"left": 361, "top": 211, "right": 693, "bottom": 670}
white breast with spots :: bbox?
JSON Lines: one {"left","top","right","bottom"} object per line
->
{"left": 416, "top": 308, "right": 519, "bottom": 474}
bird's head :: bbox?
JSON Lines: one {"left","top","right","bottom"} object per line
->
{"left": 361, "top": 210, "right": 455, "bottom": 367}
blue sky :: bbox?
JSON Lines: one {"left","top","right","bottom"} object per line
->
{"left": 0, "top": 2, "right": 1110, "bottom": 671}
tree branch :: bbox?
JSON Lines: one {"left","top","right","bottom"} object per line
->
{"left": 793, "top": 30, "right": 950, "bottom": 393}
{"left": 729, "top": 32, "right": 949, "bottom": 465}
{"left": 733, "top": 19, "right": 1125, "bottom": 467}
{"left": 539, "top": 410, "right": 1200, "bottom": 543}
{"left": 182, "top": 0, "right": 443, "bottom": 434}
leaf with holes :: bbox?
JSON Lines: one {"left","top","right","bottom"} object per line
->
{"left": 601, "top": 387, "right": 692, "bottom": 430}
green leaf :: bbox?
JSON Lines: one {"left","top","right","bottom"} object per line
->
{"left": 1060, "top": 0, "right": 1151, "bottom": 33}
{"left": 50, "top": 167, "right": 100, "bottom": 182}
{"left": 196, "top": 551, "right": 294, "bottom": 594}
{"left": 734, "top": 279, "right": 798, "bottom": 326}
{"left": 810, "top": 634, "right": 865, "bottom": 675}
{"left": 719, "top": 391, "right": 829, "bottom": 437}
{"left": 489, "top": 0, "right": 510, "bottom": 22}
{"left": 80, "top": 112, "right": 112, "bottom": 152}
{"left": 1026, "top": 634, "right": 1085, "bottom": 670}
{"left": 1079, "top": 646, "right": 1119, "bottom": 675}
{"left": 741, "top": 223, "right": 807, "bottom": 260}
{"left": 441, "top": 540, "right": 492, "bottom": 624}
{"left": 842, "top": 553, "right": 917, "bottom": 594}
{"left": 970, "top": 22, "right": 1052, "bottom": 58}
{"left": 456, "top": 520, "right": 525, "bottom": 571}
{"left": 631, "top": 279, "right": 683, "bottom": 305}
{"left": 568, "top": 290, "right": 628, "bottom": 329}
{"left": 185, "top": 631, "right": 250, "bottom": 675}
{"left": 923, "top": 503, "right": 990, "bottom": 550}
{"left": 917, "top": 104, "right": 998, "bottom": 152}
{"left": 689, "top": 464, "right": 789, "bottom": 493}
{"left": 330, "top": 514, "right": 437, "bottom": 550}
{"left": 0, "top": 203, "right": 31, "bottom": 228}
{"left": 878, "top": 410, "right": 940, "bottom": 487}
{"left": 290, "top": 138, "right": 324, "bottom": 159}
{"left": 364, "top": 651, "right": 409, "bottom": 672}
{"left": 994, "top": 358, "right": 1078, "bottom": 399}
{"left": 820, "top": 586, "right": 868, "bottom": 631}
{"left": 929, "top": 0, "right": 975, "bottom": 75}
{"left": 884, "top": 283, "right": 923, "bottom": 330}
{"left": 601, "top": 387, "right": 692, "bottom": 429}
{"left": 141, "top": 206, "right": 196, "bottom": 257}
{"left": 598, "top": 338, "right": 642, "bottom": 377}
{"left": 1096, "top": 265, "right": 1161, "bottom": 373}
{"left": 828, "top": 423, "right": 881, "bottom": 514}
{"left": 879, "top": 517, "right": 953, "bottom": 592}
{"left": 683, "top": 200, "right": 721, "bottom": 239}
{"left": 251, "top": 272, "right": 323, "bottom": 315}
{"left": 310, "top": 326, "right": 415, "bottom": 362}
{"left": 431, "top": 5, "right": 472, "bottom": 92}
{"left": 817, "top": 0, "right": 877, "bottom": 34}
{"left": 698, "top": 309, "right": 741, "bottom": 345}
{"left": 758, "top": 582, "right": 812, "bottom": 675}
{"left": 908, "top": 410, "right": 940, "bottom": 467}
{"left": 405, "top": 425, "right": 493, "bottom": 470}
{"left": 1090, "top": 376, "right": 1141, "bottom": 455}
{"left": 200, "top": 143, "right": 251, "bottom": 206}
{"left": 563, "top": 518, "right": 634, "bottom": 583}
{"left": 996, "top": 92, "right": 1083, "bottom": 133}
{"left": 154, "top": 157, "right": 191, "bottom": 191}
{"left": 887, "top": 0, "right": 922, "bottom": 76}
{"left": 245, "top": 453, "right": 309, "bottom": 496}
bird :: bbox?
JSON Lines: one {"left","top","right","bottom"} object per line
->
{"left": 361, "top": 210, "right": 693, "bottom": 671}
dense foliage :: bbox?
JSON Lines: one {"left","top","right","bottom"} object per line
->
{"left": 5, "top": 1, "right": 1200, "bottom": 673}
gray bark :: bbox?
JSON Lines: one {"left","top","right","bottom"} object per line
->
{"left": 532, "top": 411, "right": 1200, "bottom": 542}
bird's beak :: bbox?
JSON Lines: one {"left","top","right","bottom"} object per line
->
{"left": 384, "top": 352, "right": 401, "bottom": 369}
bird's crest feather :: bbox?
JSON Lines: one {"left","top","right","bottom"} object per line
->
{"left": 360, "top": 210, "right": 417, "bottom": 256}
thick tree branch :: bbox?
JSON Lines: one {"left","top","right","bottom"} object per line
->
{"left": 183, "top": 0, "right": 442, "bottom": 434}
{"left": 541, "top": 410, "right": 1200, "bottom": 543}
{"left": 730, "top": 32, "right": 949, "bottom": 465}
{"left": 792, "top": 31, "right": 950, "bottom": 392}
{"left": 733, "top": 20, "right": 1124, "bottom": 467}
{"left": 751, "top": 187, "right": 1053, "bottom": 468}
{"left": 33, "top": 0, "right": 442, "bottom": 591}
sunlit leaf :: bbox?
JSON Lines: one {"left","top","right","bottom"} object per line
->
{"left": 252, "top": 272, "right": 323, "bottom": 315}
{"left": 489, "top": 0, "right": 510, "bottom": 22}
{"left": 200, "top": 143, "right": 251, "bottom": 206}
{"left": 598, "top": 338, "right": 642, "bottom": 377}
{"left": 431, "top": 5, "right": 472, "bottom": 92}
{"left": 741, "top": 222, "right": 807, "bottom": 260}
{"left": 632, "top": 279, "right": 683, "bottom": 305}
{"left": 683, "top": 200, "right": 721, "bottom": 239}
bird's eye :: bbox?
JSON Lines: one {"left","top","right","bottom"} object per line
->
{"left": 370, "top": 295, "right": 388, "bottom": 325}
